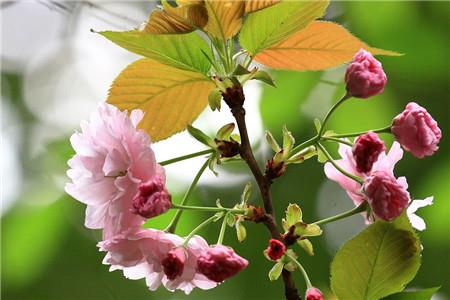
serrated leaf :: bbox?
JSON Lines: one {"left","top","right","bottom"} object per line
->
{"left": 252, "top": 70, "right": 276, "bottom": 87}
{"left": 204, "top": 0, "right": 244, "bottom": 40}
{"left": 99, "top": 31, "right": 212, "bottom": 74}
{"left": 254, "top": 21, "right": 401, "bottom": 71}
{"left": 107, "top": 59, "right": 215, "bottom": 141}
{"left": 268, "top": 261, "right": 284, "bottom": 281}
{"left": 383, "top": 287, "right": 440, "bottom": 300}
{"left": 239, "top": 1, "right": 329, "bottom": 55}
{"left": 285, "top": 203, "right": 302, "bottom": 226}
{"left": 245, "top": 0, "right": 280, "bottom": 14}
{"left": 330, "top": 215, "right": 421, "bottom": 300}
{"left": 187, "top": 125, "right": 215, "bottom": 147}
{"left": 208, "top": 89, "right": 222, "bottom": 111}
{"left": 297, "top": 239, "right": 314, "bottom": 256}
{"left": 294, "top": 222, "right": 322, "bottom": 237}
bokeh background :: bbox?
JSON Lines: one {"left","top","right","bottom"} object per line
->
{"left": 1, "top": 1, "right": 449, "bottom": 299}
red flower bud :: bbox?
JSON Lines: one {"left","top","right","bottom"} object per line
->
{"left": 162, "top": 248, "right": 186, "bottom": 280}
{"left": 352, "top": 132, "right": 386, "bottom": 173}
{"left": 306, "top": 287, "right": 324, "bottom": 300}
{"left": 266, "top": 239, "right": 286, "bottom": 261}
{"left": 131, "top": 176, "right": 171, "bottom": 219}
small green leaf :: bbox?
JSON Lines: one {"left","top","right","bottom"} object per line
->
{"left": 297, "top": 239, "right": 314, "bottom": 256}
{"left": 314, "top": 118, "right": 321, "bottom": 133}
{"left": 239, "top": 1, "right": 329, "bottom": 55}
{"left": 268, "top": 261, "right": 284, "bottom": 281}
{"left": 282, "top": 125, "right": 295, "bottom": 154}
{"left": 216, "top": 123, "right": 235, "bottom": 140}
{"left": 288, "top": 146, "right": 317, "bottom": 164}
{"left": 330, "top": 214, "right": 421, "bottom": 300}
{"left": 265, "top": 130, "right": 281, "bottom": 153}
{"left": 208, "top": 89, "right": 222, "bottom": 111}
{"left": 99, "top": 31, "right": 213, "bottom": 74}
{"left": 226, "top": 213, "right": 236, "bottom": 227}
{"left": 235, "top": 220, "right": 247, "bottom": 243}
{"left": 294, "top": 222, "right": 322, "bottom": 237}
{"left": 233, "top": 64, "right": 251, "bottom": 75}
{"left": 317, "top": 148, "right": 327, "bottom": 163}
{"left": 187, "top": 125, "right": 215, "bottom": 148}
{"left": 285, "top": 203, "right": 302, "bottom": 226}
{"left": 241, "top": 182, "right": 252, "bottom": 204}
{"left": 252, "top": 70, "right": 276, "bottom": 87}
{"left": 383, "top": 287, "right": 440, "bottom": 300}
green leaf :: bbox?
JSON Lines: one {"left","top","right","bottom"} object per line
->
{"left": 285, "top": 203, "right": 302, "bottom": 226}
{"left": 330, "top": 214, "right": 422, "bottom": 300}
{"left": 317, "top": 147, "right": 327, "bottom": 163}
{"left": 265, "top": 130, "right": 281, "bottom": 153}
{"left": 297, "top": 239, "right": 314, "bottom": 256}
{"left": 252, "top": 70, "right": 276, "bottom": 87}
{"left": 314, "top": 118, "right": 321, "bottom": 133}
{"left": 268, "top": 261, "right": 284, "bottom": 281}
{"left": 383, "top": 287, "right": 440, "bottom": 300}
{"left": 235, "top": 220, "right": 247, "bottom": 243}
{"left": 294, "top": 222, "right": 322, "bottom": 237}
{"left": 226, "top": 213, "right": 236, "bottom": 227}
{"left": 208, "top": 89, "right": 222, "bottom": 111}
{"left": 239, "top": 0, "right": 329, "bottom": 55}
{"left": 282, "top": 125, "right": 295, "bottom": 154}
{"left": 99, "top": 31, "right": 213, "bottom": 73}
{"left": 241, "top": 182, "right": 252, "bottom": 203}
{"left": 216, "top": 123, "right": 235, "bottom": 140}
{"left": 187, "top": 125, "right": 215, "bottom": 147}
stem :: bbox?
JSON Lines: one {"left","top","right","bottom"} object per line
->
{"left": 312, "top": 202, "right": 368, "bottom": 226}
{"left": 330, "top": 125, "right": 392, "bottom": 138}
{"left": 183, "top": 214, "right": 219, "bottom": 247}
{"left": 171, "top": 204, "right": 245, "bottom": 214}
{"left": 286, "top": 253, "right": 312, "bottom": 289}
{"left": 165, "top": 160, "right": 209, "bottom": 233}
{"left": 316, "top": 142, "right": 364, "bottom": 185}
{"left": 289, "top": 135, "right": 319, "bottom": 157}
{"left": 318, "top": 93, "right": 350, "bottom": 137}
{"left": 159, "top": 149, "right": 213, "bottom": 166}
{"left": 217, "top": 212, "right": 229, "bottom": 245}
{"left": 227, "top": 92, "right": 300, "bottom": 300}
{"left": 321, "top": 136, "right": 353, "bottom": 147}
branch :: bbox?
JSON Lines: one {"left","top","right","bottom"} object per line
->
{"left": 223, "top": 86, "right": 301, "bottom": 300}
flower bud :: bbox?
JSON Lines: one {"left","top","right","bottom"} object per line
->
{"left": 306, "top": 287, "right": 324, "bottom": 300}
{"left": 391, "top": 102, "right": 442, "bottom": 158}
{"left": 345, "top": 49, "right": 387, "bottom": 98}
{"left": 131, "top": 176, "right": 172, "bottom": 219}
{"left": 215, "top": 139, "right": 240, "bottom": 158}
{"left": 265, "top": 239, "right": 286, "bottom": 261}
{"left": 352, "top": 131, "right": 386, "bottom": 173}
{"left": 162, "top": 248, "right": 186, "bottom": 280}
{"left": 197, "top": 245, "right": 248, "bottom": 282}
{"left": 364, "top": 171, "right": 410, "bottom": 221}
{"left": 265, "top": 157, "right": 287, "bottom": 180}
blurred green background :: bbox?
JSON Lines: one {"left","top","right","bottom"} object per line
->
{"left": 1, "top": 1, "right": 449, "bottom": 300}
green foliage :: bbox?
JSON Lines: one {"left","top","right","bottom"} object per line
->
{"left": 383, "top": 287, "right": 440, "bottom": 300}
{"left": 331, "top": 214, "right": 422, "bottom": 300}
{"left": 239, "top": 1, "right": 328, "bottom": 55}
{"left": 99, "top": 31, "right": 213, "bottom": 74}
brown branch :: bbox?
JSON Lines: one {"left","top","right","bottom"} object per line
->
{"left": 223, "top": 87, "right": 301, "bottom": 300}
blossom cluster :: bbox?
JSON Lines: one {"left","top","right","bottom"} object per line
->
{"left": 65, "top": 104, "right": 247, "bottom": 294}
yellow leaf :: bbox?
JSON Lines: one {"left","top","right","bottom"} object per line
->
{"left": 204, "top": 0, "right": 245, "bottom": 40}
{"left": 244, "top": 0, "right": 280, "bottom": 14}
{"left": 254, "top": 21, "right": 400, "bottom": 71}
{"left": 108, "top": 59, "right": 215, "bottom": 141}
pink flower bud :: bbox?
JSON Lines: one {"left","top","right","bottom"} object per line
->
{"left": 352, "top": 132, "right": 386, "bottom": 173}
{"left": 266, "top": 239, "right": 286, "bottom": 261}
{"left": 131, "top": 175, "right": 171, "bottom": 218}
{"left": 197, "top": 245, "right": 248, "bottom": 282}
{"left": 306, "top": 287, "right": 324, "bottom": 300}
{"left": 364, "top": 171, "right": 410, "bottom": 221}
{"left": 345, "top": 49, "right": 387, "bottom": 98}
{"left": 391, "top": 102, "right": 442, "bottom": 158}
{"left": 162, "top": 247, "right": 186, "bottom": 280}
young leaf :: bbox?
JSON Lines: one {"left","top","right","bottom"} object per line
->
{"left": 282, "top": 125, "right": 295, "bottom": 154}
{"left": 330, "top": 215, "right": 421, "bottom": 300}
{"left": 241, "top": 182, "right": 252, "bottom": 203}
{"left": 99, "top": 31, "right": 213, "bottom": 73}
{"left": 285, "top": 203, "right": 302, "bottom": 226}
{"left": 187, "top": 125, "right": 215, "bottom": 147}
{"left": 233, "top": 64, "right": 251, "bottom": 76}
{"left": 297, "top": 239, "right": 314, "bottom": 256}
{"left": 235, "top": 220, "right": 247, "bottom": 243}
{"left": 314, "top": 118, "right": 321, "bottom": 133}
{"left": 239, "top": 1, "right": 329, "bottom": 55}
{"left": 268, "top": 261, "right": 284, "bottom": 281}
{"left": 226, "top": 213, "right": 236, "bottom": 227}
{"left": 216, "top": 123, "right": 235, "bottom": 140}
{"left": 208, "top": 89, "right": 222, "bottom": 111}
{"left": 265, "top": 130, "right": 281, "bottom": 153}
{"left": 254, "top": 21, "right": 401, "bottom": 71}
{"left": 107, "top": 59, "right": 215, "bottom": 141}
{"left": 383, "top": 287, "right": 440, "bottom": 300}
{"left": 244, "top": 0, "right": 280, "bottom": 14}
{"left": 252, "top": 70, "right": 276, "bottom": 87}
{"left": 294, "top": 222, "right": 322, "bottom": 237}
{"left": 204, "top": 0, "right": 244, "bottom": 40}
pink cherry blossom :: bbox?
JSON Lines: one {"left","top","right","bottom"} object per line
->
{"left": 392, "top": 102, "right": 442, "bottom": 158}
{"left": 197, "top": 245, "right": 248, "bottom": 282}
{"left": 65, "top": 103, "right": 165, "bottom": 239}
{"left": 306, "top": 287, "right": 324, "bottom": 300}
{"left": 407, "top": 196, "right": 434, "bottom": 231}
{"left": 131, "top": 176, "right": 172, "bottom": 219}
{"left": 364, "top": 171, "right": 410, "bottom": 221}
{"left": 98, "top": 228, "right": 217, "bottom": 294}
{"left": 352, "top": 132, "right": 386, "bottom": 173}
{"left": 345, "top": 49, "right": 387, "bottom": 98}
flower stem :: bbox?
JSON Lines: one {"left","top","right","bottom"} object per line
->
{"left": 165, "top": 160, "right": 209, "bottom": 233}
{"left": 316, "top": 142, "right": 364, "bottom": 185}
{"left": 285, "top": 253, "right": 312, "bottom": 289}
{"left": 159, "top": 149, "right": 214, "bottom": 166}
{"left": 183, "top": 214, "right": 219, "bottom": 247}
{"left": 289, "top": 135, "right": 319, "bottom": 158}
{"left": 171, "top": 204, "right": 245, "bottom": 214}
{"left": 318, "top": 93, "right": 350, "bottom": 137}
{"left": 330, "top": 125, "right": 392, "bottom": 138}
{"left": 321, "top": 136, "right": 353, "bottom": 147}
{"left": 217, "top": 212, "right": 229, "bottom": 245}
{"left": 312, "top": 202, "right": 368, "bottom": 226}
